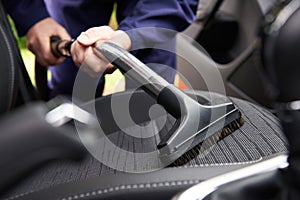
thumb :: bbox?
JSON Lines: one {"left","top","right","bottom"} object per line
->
{"left": 77, "top": 26, "right": 115, "bottom": 46}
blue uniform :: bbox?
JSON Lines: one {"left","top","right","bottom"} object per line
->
{"left": 3, "top": 0, "right": 198, "bottom": 97}
{"left": 2, "top": 0, "right": 49, "bottom": 36}
{"left": 44, "top": 0, "right": 198, "bottom": 97}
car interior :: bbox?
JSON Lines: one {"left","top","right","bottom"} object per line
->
{"left": 0, "top": 0, "right": 296, "bottom": 199}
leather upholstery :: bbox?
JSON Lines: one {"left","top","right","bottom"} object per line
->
{"left": 2, "top": 91, "right": 288, "bottom": 200}
{"left": 0, "top": 2, "right": 18, "bottom": 114}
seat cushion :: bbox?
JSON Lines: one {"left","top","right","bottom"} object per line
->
{"left": 2, "top": 90, "right": 288, "bottom": 200}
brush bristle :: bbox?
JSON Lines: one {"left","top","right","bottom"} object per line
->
{"left": 170, "top": 117, "right": 245, "bottom": 166}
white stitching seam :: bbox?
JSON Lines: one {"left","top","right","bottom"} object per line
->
{"left": 4, "top": 158, "right": 262, "bottom": 200}
{"left": 5, "top": 190, "right": 34, "bottom": 200}
{"left": 5, "top": 180, "right": 200, "bottom": 200}
{"left": 60, "top": 180, "right": 201, "bottom": 200}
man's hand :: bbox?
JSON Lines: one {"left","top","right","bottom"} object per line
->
{"left": 71, "top": 26, "right": 131, "bottom": 77}
{"left": 26, "top": 17, "right": 71, "bottom": 66}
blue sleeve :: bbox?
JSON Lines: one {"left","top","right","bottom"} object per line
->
{"left": 117, "top": 0, "right": 198, "bottom": 49}
{"left": 2, "top": 0, "right": 49, "bottom": 36}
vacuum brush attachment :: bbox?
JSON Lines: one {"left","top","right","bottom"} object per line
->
{"left": 96, "top": 42, "right": 243, "bottom": 165}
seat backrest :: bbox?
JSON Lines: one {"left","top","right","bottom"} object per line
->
{"left": 177, "top": 0, "right": 279, "bottom": 108}
{"left": 0, "top": 2, "right": 18, "bottom": 114}
{"left": 0, "top": 1, "right": 38, "bottom": 115}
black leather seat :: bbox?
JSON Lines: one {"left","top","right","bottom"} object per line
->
{"left": 0, "top": 2, "right": 38, "bottom": 115}
{"left": 2, "top": 90, "right": 288, "bottom": 200}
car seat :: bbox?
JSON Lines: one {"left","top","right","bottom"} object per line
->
{"left": 177, "top": 0, "right": 278, "bottom": 108}
{"left": 0, "top": 2, "right": 38, "bottom": 114}
{"left": 0, "top": 1, "right": 288, "bottom": 200}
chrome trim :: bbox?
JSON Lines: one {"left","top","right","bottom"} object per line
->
{"left": 172, "top": 154, "right": 288, "bottom": 200}
{"left": 269, "top": 0, "right": 300, "bottom": 34}
{"left": 288, "top": 100, "right": 300, "bottom": 111}
{"left": 276, "top": 100, "right": 300, "bottom": 111}
{"left": 45, "top": 103, "right": 98, "bottom": 127}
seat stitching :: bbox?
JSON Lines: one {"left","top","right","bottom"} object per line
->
{"left": 60, "top": 179, "right": 201, "bottom": 200}
{"left": 4, "top": 158, "right": 263, "bottom": 200}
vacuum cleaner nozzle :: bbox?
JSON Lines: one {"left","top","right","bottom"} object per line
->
{"left": 97, "top": 42, "right": 244, "bottom": 165}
